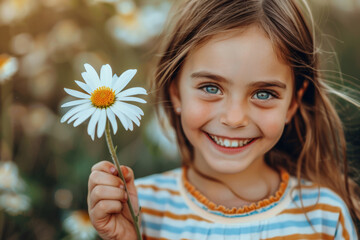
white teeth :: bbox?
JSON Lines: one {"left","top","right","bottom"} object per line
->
{"left": 231, "top": 140, "right": 238, "bottom": 147}
{"left": 209, "top": 134, "right": 252, "bottom": 148}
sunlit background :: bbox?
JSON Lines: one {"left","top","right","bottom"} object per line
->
{"left": 0, "top": 0, "right": 359, "bottom": 239}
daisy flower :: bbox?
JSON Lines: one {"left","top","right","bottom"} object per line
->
{"left": 60, "top": 63, "right": 147, "bottom": 140}
{"left": 0, "top": 54, "right": 18, "bottom": 83}
{"left": 0, "top": 192, "right": 30, "bottom": 216}
{"left": 0, "top": 161, "right": 24, "bottom": 191}
{"left": 63, "top": 210, "right": 97, "bottom": 240}
{"left": 106, "top": 1, "right": 170, "bottom": 46}
{"left": 0, "top": 0, "right": 38, "bottom": 25}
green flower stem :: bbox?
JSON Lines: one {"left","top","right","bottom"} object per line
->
{"left": 105, "top": 122, "right": 142, "bottom": 240}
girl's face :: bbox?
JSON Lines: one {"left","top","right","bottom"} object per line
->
{"left": 170, "top": 25, "right": 298, "bottom": 174}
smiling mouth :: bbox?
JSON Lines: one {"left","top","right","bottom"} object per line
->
{"left": 207, "top": 133, "right": 254, "bottom": 148}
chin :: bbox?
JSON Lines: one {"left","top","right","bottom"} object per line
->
{"left": 205, "top": 158, "right": 253, "bottom": 175}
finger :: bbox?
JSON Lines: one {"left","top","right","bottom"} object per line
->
{"left": 120, "top": 166, "right": 137, "bottom": 196}
{"left": 88, "top": 170, "right": 123, "bottom": 193}
{"left": 89, "top": 185, "right": 127, "bottom": 209}
{"left": 91, "top": 160, "right": 118, "bottom": 175}
{"left": 119, "top": 166, "right": 139, "bottom": 216}
{"left": 90, "top": 199, "right": 123, "bottom": 221}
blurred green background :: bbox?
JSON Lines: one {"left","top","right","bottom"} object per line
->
{"left": 0, "top": 0, "right": 359, "bottom": 239}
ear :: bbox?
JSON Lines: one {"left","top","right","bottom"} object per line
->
{"left": 169, "top": 81, "right": 181, "bottom": 114}
{"left": 285, "top": 81, "right": 308, "bottom": 123}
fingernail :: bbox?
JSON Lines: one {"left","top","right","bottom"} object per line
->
{"left": 124, "top": 193, "right": 128, "bottom": 200}
{"left": 110, "top": 167, "right": 116, "bottom": 174}
{"left": 119, "top": 185, "right": 124, "bottom": 189}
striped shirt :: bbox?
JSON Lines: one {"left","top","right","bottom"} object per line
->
{"left": 135, "top": 168, "right": 358, "bottom": 240}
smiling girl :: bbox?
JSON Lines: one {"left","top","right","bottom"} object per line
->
{"left": 87, "top": 0, "right": 360, "bottom": 239}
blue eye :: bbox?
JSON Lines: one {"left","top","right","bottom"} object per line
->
{"left": 203, "top": 85, "right": 220, "bottom": 94}
{"left": 253, "top": 91, "right": 272, "bottom": 100}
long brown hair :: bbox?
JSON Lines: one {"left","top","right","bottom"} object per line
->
{"left": 150, "top": 0, "right": 360, "bottom": 227}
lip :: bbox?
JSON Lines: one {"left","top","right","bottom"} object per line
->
{"left": 205, "top": 132, "right": 257, "bottom": 155}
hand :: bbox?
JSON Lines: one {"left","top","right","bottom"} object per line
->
{"left": 87, "top": 161, "right": 140, "bottom": 240}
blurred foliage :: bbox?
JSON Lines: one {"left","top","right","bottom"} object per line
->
{"left": 0, "top": 0, "right": 359, "bottom": 239}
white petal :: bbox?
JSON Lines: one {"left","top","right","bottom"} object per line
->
{"left": 113, "top": 69, "right": 137, "bottom": 94}
{"left": 67, "top": 112, "right": 81, "bottom": 124}
{"left": 124, "top": 110, "right": 140, "bottom": 126}
{"left": 61, "top": 103, "right": 92, "bottom": 123}
{"left": 127, "top": 117, "right": 134, "bottom": 131}
{"left": 119, "top": 102, "right": 144, "bottom": 116}
{"left": 84, "top": 63, "right": 101, "bottom": 88}
{"left": 106, "top": 108, "right": 118, "bottom": 134}
{"left": 61, "top": 99, "right": 89, "bottom": 108}
{"left": 112, "top": 74, "right": 118, "bottom": 87}
{"left": 67, "top": 109, "right": 86, "bottom": 125}
{"left": 97, "top": 109, "right": 107, "bottom": 138}
{"left": 67, "top": 103, "right": 93, "bottom": 123}
{"left": 100, "top": 64, "right": 112, "bottom": 87}
{"left": 117, "top": 96, "right": 146, "bottom": 104}
{"left": 64, "top": 88, "right": 90, "bottom": 99}
{"left": 117, "top": 87, "right": 147, "bottom": 97}
{"left": 75, "top": 80, "right": 92, "bottom": 94}
{"left": 81, "top": 72, "right": 97, "bottom": 90}
{"left": 73, "top": 108, "right": 96, "bottom": 127}
{"left": 114, "top": 102, "right": 141, "bottom": 127}
{"left": 110, "top": 105, "right": 129, "bottom": 130}
{"left": 87, "top": 108, "right": 101, "bottom": 140}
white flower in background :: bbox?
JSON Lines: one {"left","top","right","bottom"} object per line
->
{"left": 0, "top": 54, "right": 18, "bottom": 83}
{"left": 0, "top": 0, "right": 38, "bottom": 25}
{"left": 106, "top": 1, "right": 170, "bottom": 46}
{"left": 145, "top": 114, "right": 178, "bottom": 159}
{"left": 140, "top": 2, "right": 170, "bottom": 37}
{"left": 64, "top": 210, "right": 97, "bottom": 240}
{"left": 61, "top": 63, "right": 147, "bottom": 140}
{"left": 107, "top": 1, "right": 146, "bottom": 46}
{"left": 0, "top": 192, "right": 30, "bottom": 216}
{"left": 0, "top": 161, "right": 24, "bottom": 191}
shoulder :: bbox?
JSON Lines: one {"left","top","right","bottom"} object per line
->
{"left": 134, "top": 168, "right": 189, "bottom": 215}
{"left": 288, "top": 177, "right": 358, "bottom": 239}
{"left": 135, "top": 168, "right": 182, "bottom": 199}
{"left": 135, "top": 168, "right": 181, "bottom": 188}
{"left": 290, "top": 178, "right": 348, "bottom": 209}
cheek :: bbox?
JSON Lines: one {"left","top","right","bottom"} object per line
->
{"left": 181, "top": 100, "right": 213, "bottom": 130}
{"left": 254, "top": 109, "right": 286, "bottom": 138}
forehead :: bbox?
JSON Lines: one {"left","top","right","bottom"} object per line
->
{"left": 183, "top": 25, "right": 292, "bottom": 86}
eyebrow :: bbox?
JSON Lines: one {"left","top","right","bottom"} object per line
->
{"left": 190, "top": 71, "right": 287, "bottom": 89}
{"left": 249, "top": 81, "right": 287, "bottom": 89}
{"left": 191, "top": 71, "right": 228, "bottom": 83}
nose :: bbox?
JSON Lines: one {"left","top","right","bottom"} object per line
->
{"left": 220, "top": 100, "right": 249, "bottom": 128}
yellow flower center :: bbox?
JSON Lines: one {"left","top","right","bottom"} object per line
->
{"left": 0, "top": 54, "right": 10, "bottom": 68}
{"left": 91, "top": 86, "right": 116, "bottom": 108}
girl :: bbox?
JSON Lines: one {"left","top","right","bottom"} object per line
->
{"left": 87, "top": 0, "right": 360, "bottom": 239}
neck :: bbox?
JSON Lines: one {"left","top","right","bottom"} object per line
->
{"left": 187, "top": 157, "right": 280, "bottom": 208}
